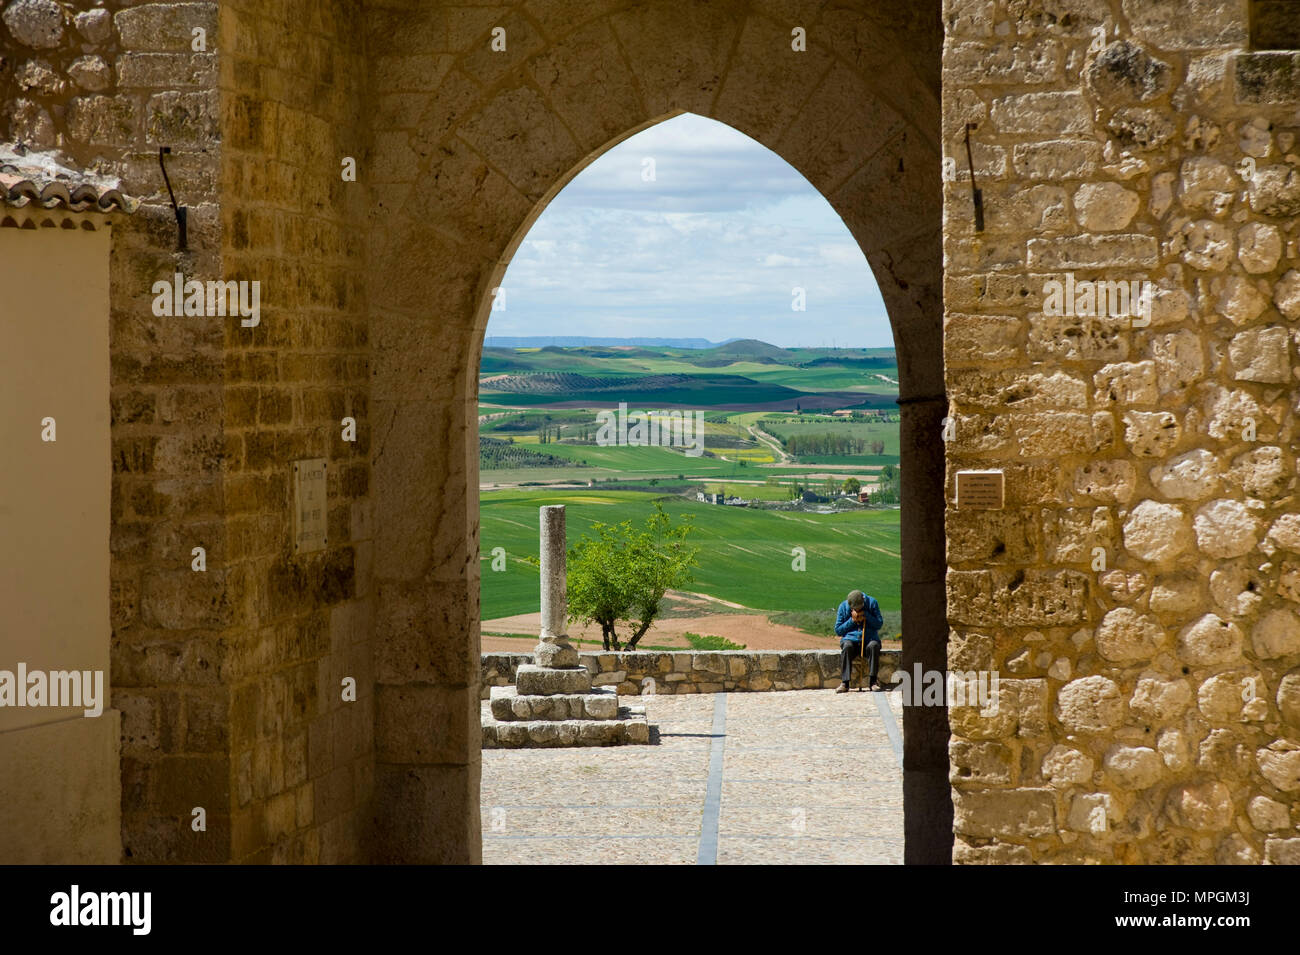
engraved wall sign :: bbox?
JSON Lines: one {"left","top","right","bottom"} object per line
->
{"left": 955, "top": 469, "right": 1004, "bottom": 509}
{"left": 292, "top": 458, "right": 328, "bottom": 554}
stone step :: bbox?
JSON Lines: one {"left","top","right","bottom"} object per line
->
{"left": 489, "top": 685, "right": 619, "bottom": 721}
{"left": 482, "top": 711, "right": 653, "bottom": 748}
{"left": 515, "top": 663, "right": 592, "bottom": 695}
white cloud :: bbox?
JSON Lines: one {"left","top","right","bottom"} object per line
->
{"left": 524, "top": 238, "right": 558, "bottom": 256}
{"left": 487, "top": 113, "right": 892, "bottom": 347}
{"left": 818, "top": 243, "right": 866, "bottom": 266}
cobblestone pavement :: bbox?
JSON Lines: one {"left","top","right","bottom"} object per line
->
{"left": 481, "top": 688, "right": 904, "bottom": 865}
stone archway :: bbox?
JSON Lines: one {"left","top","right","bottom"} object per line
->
{"left": 365, "top": 0, "right": 947, "bottom": 863}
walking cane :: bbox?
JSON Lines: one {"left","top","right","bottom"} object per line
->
{"left": 856, "top": 626, "right": 867, "bottom": 691}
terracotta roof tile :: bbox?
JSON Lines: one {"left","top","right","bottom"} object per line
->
{"left": 0, "top": 146, "right": 139, "bottom": 215}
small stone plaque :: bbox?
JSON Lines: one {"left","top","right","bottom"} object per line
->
{"left": 955, "top": 469, "right": 1004, "bottom": 509}
{"left": 292, "top": 458, "right": 328, "bottom": 554}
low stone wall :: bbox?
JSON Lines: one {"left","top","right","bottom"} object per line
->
{"left": 481, "top": 649, "right": 902, "bottom": 699}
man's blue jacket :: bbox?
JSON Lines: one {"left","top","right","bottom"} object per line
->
{"left": 835, "top": 594, "right": 883, "bottom": 643}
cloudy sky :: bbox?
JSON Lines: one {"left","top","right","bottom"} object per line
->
{"left": 486, "top": 113, "right": 891, "bottom": 348}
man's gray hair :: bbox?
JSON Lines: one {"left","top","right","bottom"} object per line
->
{"left": 847, "top": 590, "right": 865, "bottom": 610}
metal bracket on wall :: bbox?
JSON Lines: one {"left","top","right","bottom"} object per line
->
{"left": 964, "top": 123, "right": 984, "bottom": 233}
{"left": 158, "top": 146, "right": 187, "bottom": 251}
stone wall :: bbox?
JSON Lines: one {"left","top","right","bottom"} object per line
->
{"left": 217, "top": 0, "right": 372, "bottom": 866}
{"left": 3, "top": 0, "right": 371, "bottom": 863}
{"left": 481, "top": 650, "right": 903, "bottom": 698}
{"left": 943, "top": 0, "right": 1300, "bottom": 864}
{"left": 2, "top": 0, "right": 231, "bottom": 862}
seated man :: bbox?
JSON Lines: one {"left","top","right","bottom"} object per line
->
{"left": 834, "top": 589, "right": 884, "bottom": 693}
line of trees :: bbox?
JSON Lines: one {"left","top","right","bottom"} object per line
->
{"left": 479, "top": 436, "right": 580, "bottom": 469}
{"left": 778, "top": 432, "right": 886, "bottom": 457}
{"left": 765, "top": 413, "right": 899, "bottom": 425}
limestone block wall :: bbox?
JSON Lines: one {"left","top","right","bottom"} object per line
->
{"left": 943, "top": 0, "right": 1300, "bottom": 864}
{"left": 481, "top": 649, "right": 904, "bottom": 699}
{"left": 217, "top": 0, "right": 372, "bottom": 866}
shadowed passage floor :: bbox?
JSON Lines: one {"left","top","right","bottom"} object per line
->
{"left": 481, "top": 688, "right": 904, "bottom": 864}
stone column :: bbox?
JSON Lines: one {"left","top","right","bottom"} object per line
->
{"left": 535, "top": 505, "right": 579, "bottom": 668}
{"left": 897, "top": 393, "right": 952, "bottom": 865}
{"left": 483, "top": 503, "right": 652, "bottom": 747}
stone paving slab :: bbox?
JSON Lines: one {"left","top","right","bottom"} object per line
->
{"left": 481, "top": 689, "right": 903, "bottom": 865}
{"left": 481, "top": 769, "right": 710, "bottom": 803}
{"left": 717, "top": 804, "right": 903, "bottom": 830}
{"left": 485, "top": 837, "right": 702, "bottom": 865}
{"left": 482, "top": 806, "right": 703, "bottom": 837}
{"left": 722, "top": 755, "right": 897, "bottom": 783}
{"left": 718, "top": 835, "right": 904, "bottom": 865}
{"left": 720, "top": 779, "right": 897, "bottom": 808}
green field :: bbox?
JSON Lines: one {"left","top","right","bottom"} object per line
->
{"left": 479, "top": 467, "right": 883, "bottom": 490}
{"left": 500, "top": 440, "right": 743, "bottom": 473}
{"left": 700, "top": 482, "right": 794, "bottom": 501}
{"left": 479, "top": 340, "right": 899, "bottom": 412}
{"left": 477, "top": 432, "right": 890, "bottom": 485}
{"left": 479, "top": 375, "right": 884, "bottom": 409}
{"left": 756, "top": 415, "right": 901, "bottom": 465}
{"left": 761, "top": 417, "right": 901, "bottom": 452}
{"left": 591, "top": 357, "right": 899, "bottom": 392}
{"left": 480, "top": 489, "right": 901, "bottom": 620}
{"left": 478, "top": 345, "right": 903, "bottom": 469}
{"left": 483, "top": 409, "right": 756, "bottom": 446}
{"left": 481, "top": 341, "right": 897, "bottom": 381}
{"left": 786, "top": 454, "right": 898, "bottom": 466}
{"left": 477, "top": 343, "right": 903, "bottom": 632}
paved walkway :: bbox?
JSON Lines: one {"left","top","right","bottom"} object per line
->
{"left": 481, "top": 688, "right": 904, "bottom": 864}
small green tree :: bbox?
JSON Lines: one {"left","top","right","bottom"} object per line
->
{"left": 843, "top": 477, "right": 861, "bottom": 495}
{"left": 567, "top": 503, "right": 699, "bottom": 650}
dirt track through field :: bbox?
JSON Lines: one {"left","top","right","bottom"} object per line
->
{"left": 480, "top": 594, "right": 902, "bottom": 654}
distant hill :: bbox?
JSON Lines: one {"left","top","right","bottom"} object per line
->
{"left": 485, "top": 336, "right": 734, "bottom": 348}
{"left": 699, "top": 338, "right": 795, "bottom": 363}
{"left": 477, "top": 340, "right": 899, "bottom": 412}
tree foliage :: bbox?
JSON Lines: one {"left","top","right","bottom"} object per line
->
{"left": 479, "top": 436, "right": 580, "bottom": 469}
{"left": 872, "top": 464, "right": 901, "bottom": 505}
{"left": 784, "top": 431, "right": 871, "bottom": 456}
{"left": 567, "top": 502, "right": 700, "bottom": 650}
